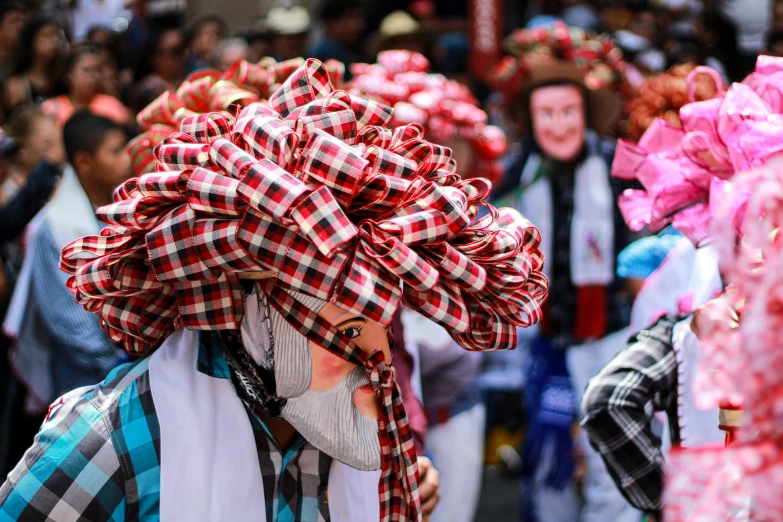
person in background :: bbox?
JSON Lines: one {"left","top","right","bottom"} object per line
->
{"left": 185, "top": 14, "right": 227, "bottom": 73}
{"left": 68, "top": 0, "right": 129, "bottom": 42}
{"left": 4, "top": 15, "right": 64, "bottom": 114}
{"left": 567, "top": 231, "right": 685, "bottom": 522}
{"left": 581, "top": 246, "right": 725, "bottom": 522}
{"left": 694, "top": 9, "right": 744, "bottom": 82}
{"left": 266, "top": 0, "right": 312, "bottom": 62}
{"left": 85, "top": 25, "right": 113, "bottom": 47}
{"left": 87, "top": 26, "right": 134, "bottom": 100}
{"left": 3, "top": 107, "right": 58, "bottom": 203}
{"left": 241, "top": 26, "right": 271, "bottom": 64}
{"left": 616, "top": 230, "right": 685, "bottom": 307}
{"left": 213, "top": 37, "right": 249, "bottom": 71}
{"left": 6, "top": 112, "right": 130, "bottom": 416}
{"left": 719, "top": 0, "right": 772, "bottom": 78}
{"left": 0, "top": 136, "right": 62, "bottom": 244}
{"left": 308, "top": 0, "right": 365, "bottom": 79}
{"left": 369, "top": 10, "right": 428, "bottom": 57}
{"left": 0, "top": 3, "right": 26, "bottom": 87}
{"left": 490, "top": 24, "right": 632, "bottom": 522}
{"left": 409, "top": 314, "right": 485, "bottom": 522}
{"left": 95, "top": 44, "right": 122, "bottom": 98}
{"left": 0, "top": 115, "right": 61, "bottom": 478}
{"left": 133, "top": 27, "right": 187, "bottom": 98}
{"left": 42, "top": 46, "right": 130, "bottom": 127}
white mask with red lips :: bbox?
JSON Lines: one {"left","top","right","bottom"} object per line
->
{"left": 530, "top": 84, "right": 587, "bottom": 163}
{"left": 240, "top": 288, "right": 382, "bottom": 471}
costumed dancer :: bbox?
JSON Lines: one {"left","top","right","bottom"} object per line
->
{"left": 488, "top": 22, "right": 633, "bottom": 522}
{"left": 584, "top": 58, "right": 783, "bottom": 521}
{"left": 0, "top": 58, "right": 549, "bottom": 522}
{"left": 664, "top": 55, "right": 783, "bottom": 522}
{"left": 129, "top": 55, "right": 431, "bottom": 455}
{"left": 347, "top": 50, "right": 508, "bottom": 522}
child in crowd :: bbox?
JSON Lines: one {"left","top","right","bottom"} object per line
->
{"left": 3, "top": 106, "right": 57, "bottom": 202}
{"left": 7, "top": 111, "right": 131, "bottom": 410}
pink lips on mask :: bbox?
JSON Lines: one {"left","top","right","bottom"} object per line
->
{"left": 352, "top": 384, "right": 380, "bottom": 419}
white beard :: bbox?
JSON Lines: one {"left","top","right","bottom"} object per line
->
{"left": 282, "top": 367, "right": 382, "bottom": 471}
{"left": 241, "top": 286, "right": 383, "bottom": 471}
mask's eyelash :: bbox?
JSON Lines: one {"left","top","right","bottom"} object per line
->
{"left": 341, "top": 324, "right": 363, "bottom": 333}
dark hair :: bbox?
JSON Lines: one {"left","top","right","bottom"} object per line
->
{"left": 63, "top": 111, "right": 124, "bottom": 165}
{"left": 85, "top": 25, "right": 113, "bottom": 41}
{"left": 13, "top": 15, "right": 61, "bottom": 76}
{"left": 8, "top": 105, "right": 50, "bottom": 141}
{"left": 185, "top": 14, "right": 227, "bottom": 45}
{"left": 134, "top": 27, "right": 183, "bottom": 81}
{"left": 317, "top": 0, "right": 362, "bottom": 21}
{"left": 64, "top": 45, "right": 101, "bottom": 71}
{"left": 668, "top": 38, "right": 702, "bottom": 66}
{"left": 0, "top": 2, "right": 24, "bottom": 26}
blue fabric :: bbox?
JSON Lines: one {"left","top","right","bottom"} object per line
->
{"left": 29, "top": 221, "right": 122, "bottom": 398}
{"left": 0, "top": 332, "right": 329, "bottom": 521}
{"left": 521, "top": 337, "right": 575, "bottom": 491}
{"left": 616, "top": 230, "right": 683, "bottom": 280}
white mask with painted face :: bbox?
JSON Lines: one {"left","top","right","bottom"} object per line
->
{"left": 240, "top": 288, "right": 382, "bottom": 471}
{"left": 530, "top": 84, "right": 586, "bottom": 162}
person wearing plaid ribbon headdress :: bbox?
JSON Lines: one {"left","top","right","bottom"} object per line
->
{"left": 488, "top": 22, "right": 634, "bottom": 522}
{"left": 0, "top": 57, "right": 548, "bottom": 522}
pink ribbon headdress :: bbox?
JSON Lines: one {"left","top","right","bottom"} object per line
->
{"left": 648, "top": 57, "right": 783, "bottom": 521}
{"left": 665, "top": 157, "right": 783, "bottom": 522}
{"left": 348, "top": 50, "right": 507, "bottom": 184}
{"left": 613, "top": 59, "right": 783, "bottom": 246}
{"left": 60, "top": 58, "right": 548, "bottom": 522}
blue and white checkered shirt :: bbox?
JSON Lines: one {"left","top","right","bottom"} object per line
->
{"left": 0, "top": 332, "right": 332, "bottom": 522}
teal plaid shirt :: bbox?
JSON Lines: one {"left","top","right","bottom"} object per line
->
{"left": 0, "top": 332, "right": 331, "bottom": 522}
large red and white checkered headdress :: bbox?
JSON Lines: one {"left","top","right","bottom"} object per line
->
{"left": 60, "top": 57, "right": 548, "bottom": 522}
{"left": 62, "top": 57, "right": 547, "bottom": 357}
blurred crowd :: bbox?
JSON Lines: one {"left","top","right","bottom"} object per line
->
{"left": 0, "top": 1, "right": 779, "bottom": 522}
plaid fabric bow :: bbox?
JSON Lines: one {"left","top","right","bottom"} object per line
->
{"left": 128, "top": 56, "right": 347, "bottom": 175}
{"left": 61, "top": 58, "right": 548, "bottom": 522}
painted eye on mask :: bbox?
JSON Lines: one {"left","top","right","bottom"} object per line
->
{"left": 342, "top": 325, "right": 363, "bottom": 339}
